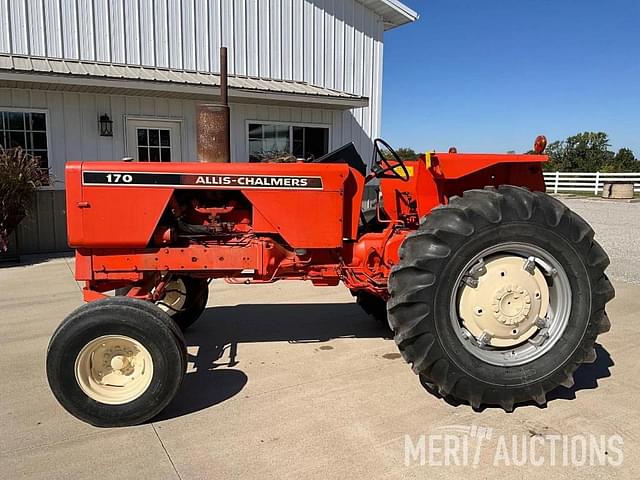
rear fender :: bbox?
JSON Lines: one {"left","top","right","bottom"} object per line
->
{"left": 428, "top": 153, "right": 546, "bottom": 215}
{"left": 380, "top": 154, "right": 547, "bottom": 220}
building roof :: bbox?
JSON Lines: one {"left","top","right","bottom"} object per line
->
{"left": 359, "top": 0, "right": 419, "bottom": 30}
{"left": 0, "top": 55, "right": 369, "bottom": 109}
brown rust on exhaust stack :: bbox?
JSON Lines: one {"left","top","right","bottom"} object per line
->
{"left": 198, "top": 47, "right": 231, "bottom": 163}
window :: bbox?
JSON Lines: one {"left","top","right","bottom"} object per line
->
{"left": 248, "top": 123, "right": 329, "bottom": 162}
{"left": 0, "top": 111, "right": 48, "bottom": 168}
{"left": 126, "top": 119, "right": 181, "bottom": 162}
{"left": 136, "top": 127, "right": 172, "bottom": 162}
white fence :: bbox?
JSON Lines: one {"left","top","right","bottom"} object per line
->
{"left": 544, "top": 172, "right": 640, "bottom": 195}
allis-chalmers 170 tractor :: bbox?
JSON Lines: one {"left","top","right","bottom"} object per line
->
{"left": 46, "top": 137, "right": 614, "bottom": 427}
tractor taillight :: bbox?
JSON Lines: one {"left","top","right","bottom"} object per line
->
{"left": 534, "top": 135, "right": 547, "bottom": 154}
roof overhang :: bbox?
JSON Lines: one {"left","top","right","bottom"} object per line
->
{"left": 358, "top": 0, "right": 419, "bottom": 30}
{"left": 0, "top": 55, "right": 369, "bottom": 110}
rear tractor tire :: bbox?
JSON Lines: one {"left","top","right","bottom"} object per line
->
{"left": 46, "top": 297, "right": 187, "bottom": 427}
{"left": 388, "top": 186, "right": 614, "bottom": 411}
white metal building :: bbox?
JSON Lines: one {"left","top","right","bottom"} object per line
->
{"left": 0, "top": 0, "right": 417, "bottom": 253}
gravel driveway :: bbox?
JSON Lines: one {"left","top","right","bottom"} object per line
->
{"left": 560, "top": 198, "right": 640, "bottom": 285}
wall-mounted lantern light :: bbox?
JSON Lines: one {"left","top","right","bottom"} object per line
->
{"left": 99, "top": 114, "right": 113, "bottom": 137}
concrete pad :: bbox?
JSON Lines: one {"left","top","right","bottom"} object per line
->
{"left": 149, "top": 279, "right": 639, "bottom": 480}
{"left": 1, "top": 426, "right": 179, "bottom": 480}
{"left": 1, "top": 256, "right": 639, "bottom": 478}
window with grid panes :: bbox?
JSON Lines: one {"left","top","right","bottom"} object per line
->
{"left": 137, "top": 127, "right": 172, "bottom": 162}
{"left": 0, "top": 111, "right": 49, "bottom": 169}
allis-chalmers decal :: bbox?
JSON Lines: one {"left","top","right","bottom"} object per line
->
{"left": 82, "top": 171, "right": 324, "bottom": 190}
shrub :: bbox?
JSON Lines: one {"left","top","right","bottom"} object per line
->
{"left": 0, "top": 148, "right": 49, "bottom": 251}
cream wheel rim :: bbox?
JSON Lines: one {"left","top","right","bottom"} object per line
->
{"left": 156, "top": 278, "right": 187, "bottom": 316}
{"left": 75, "top": 335, "right": 154, "bottom": 405}
{"left": 451, "top": 242, "right": 572, "bottom": 367}
{"left": 458, "top": 255, "right": 550, "bottom": 347}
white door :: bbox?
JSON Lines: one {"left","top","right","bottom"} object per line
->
{"left": 126, "top": 119, "right": 182, "bottom": 162}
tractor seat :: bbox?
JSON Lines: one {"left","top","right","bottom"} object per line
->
{"left": 311, "top": 143, "right": 367, "bottom": 177}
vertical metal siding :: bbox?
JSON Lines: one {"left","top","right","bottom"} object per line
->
{"left": 313, "top": 0, "right": 324, "bottom": 87}
{"left": 270, "top": 0, "right": 282, "bottom": 79}
{"left": 9, "top": 0, "right": 28, "bottom": 55}
{"left": 291, "top": 0, "right": 303, "bottom": 81}
{"left": 220, "top": 0, "right": 235, "bottom": 74}
{"left": 281, "top": 0, "right": 293, "bottom": 80}
{"left": 333, "top": 0, "right": 344, "bottom": 92}
{"left": 343, "top": 1, "right": 355, "bottom": 94}
{"left": 323, "top": 0, "right": 335, "bottom": 90}
{"left": 302, "top": 0, "right": 314, "bottom": 82}
{"left": 1, "top": 0, "right": 386, "bottom": 165}
{"left": 0, "top": 0, "right": 10, "bottom": 54}
{"left": 210, "top": 0, "right": 223, "bottom": 73}
{"left": 27, "top": 1, "right": 46, "bottom": 56}
{"left": 94, "top": 0, "right": 111, "bottom": 62}
{"left": 167, "top": 0, "right": 182, "bottom": 69}
{"left": 154, "top": 0, "right": 169, "bottom": 67}
{"left": 109, "top": 0, "right": 126, "bottom": 64}
{"left": 233, "top": 0, "right": 247, "bottom": 75}
{"left": 44, "top": 0, "right": 64, "bottom": 58}
{"left": 61, "top": 0, "right": 79, "bottom": 59}
{"left": 195, "top": 0, "right": 210, "bottom": 71}
{"left": 258, "top": 0, "right": 271, "bottom": 78}
{"left": 78, "top": 0, "right": 96, "bottom": 61}
{"left": 140, "top": 0, "right": 156, "bottom": 66}
{"left": 181, "top": 0, "right": 196, "bottom": 71}
{"left": 125, "top": 0, "right": 141, "bottom": 64}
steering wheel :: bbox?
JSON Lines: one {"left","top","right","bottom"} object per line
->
{"left": 371, "top": 138, "right": 410, "bottom": 182}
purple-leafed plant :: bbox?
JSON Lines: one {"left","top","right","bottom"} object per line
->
{"left": 0, "top": 148, "right": 49, "bottom": 251}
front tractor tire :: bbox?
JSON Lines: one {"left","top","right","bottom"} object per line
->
{"left": 46, "top": 297, "right": 187, "bottom": 427}
{"left": 388, "top": 186, "right": 614, "bottom": 411}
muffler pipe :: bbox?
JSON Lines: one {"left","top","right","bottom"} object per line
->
{"left": 197, "top": 47, "right": 231, "bottom": 162}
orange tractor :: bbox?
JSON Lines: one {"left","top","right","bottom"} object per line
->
{"left": 46, "top": 137, "right": 613, "bottom": 426}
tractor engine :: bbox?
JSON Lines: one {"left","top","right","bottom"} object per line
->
{"left": 154, "top": 191, "right": 253, "bottom": 246}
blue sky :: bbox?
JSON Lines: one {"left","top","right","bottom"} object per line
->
{"left": 381, "top": 0, "right": 640, "bottom": 155}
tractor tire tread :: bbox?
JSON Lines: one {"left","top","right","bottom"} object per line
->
{"left": 388, "top": 185, "right": 614, "bottom": 411}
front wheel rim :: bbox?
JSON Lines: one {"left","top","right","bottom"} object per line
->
{"left": 450, "top": 242, "right": 572, "bottom": 367}
{"left": 74, "top": 335, "right": 154, "bottom": 405}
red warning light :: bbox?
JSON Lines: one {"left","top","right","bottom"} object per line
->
{"left": 534, "top": 135, "right": 547, "bottom": 154}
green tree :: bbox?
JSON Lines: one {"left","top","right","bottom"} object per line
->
{"left": 395, "top": 147, "right": 418, "bottom": 160}
{"left": 544, "top": 132, "right": 616, "bottom": 172}
{"left": 543, "top": 140, "right": 565, "bottom": 171}
{"left": 601, "top": 148, "right": 638, "bottom": 172}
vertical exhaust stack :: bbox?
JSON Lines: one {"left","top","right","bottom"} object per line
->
{"left": 197, "top": 47, "right": 231, "bottom": 163}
